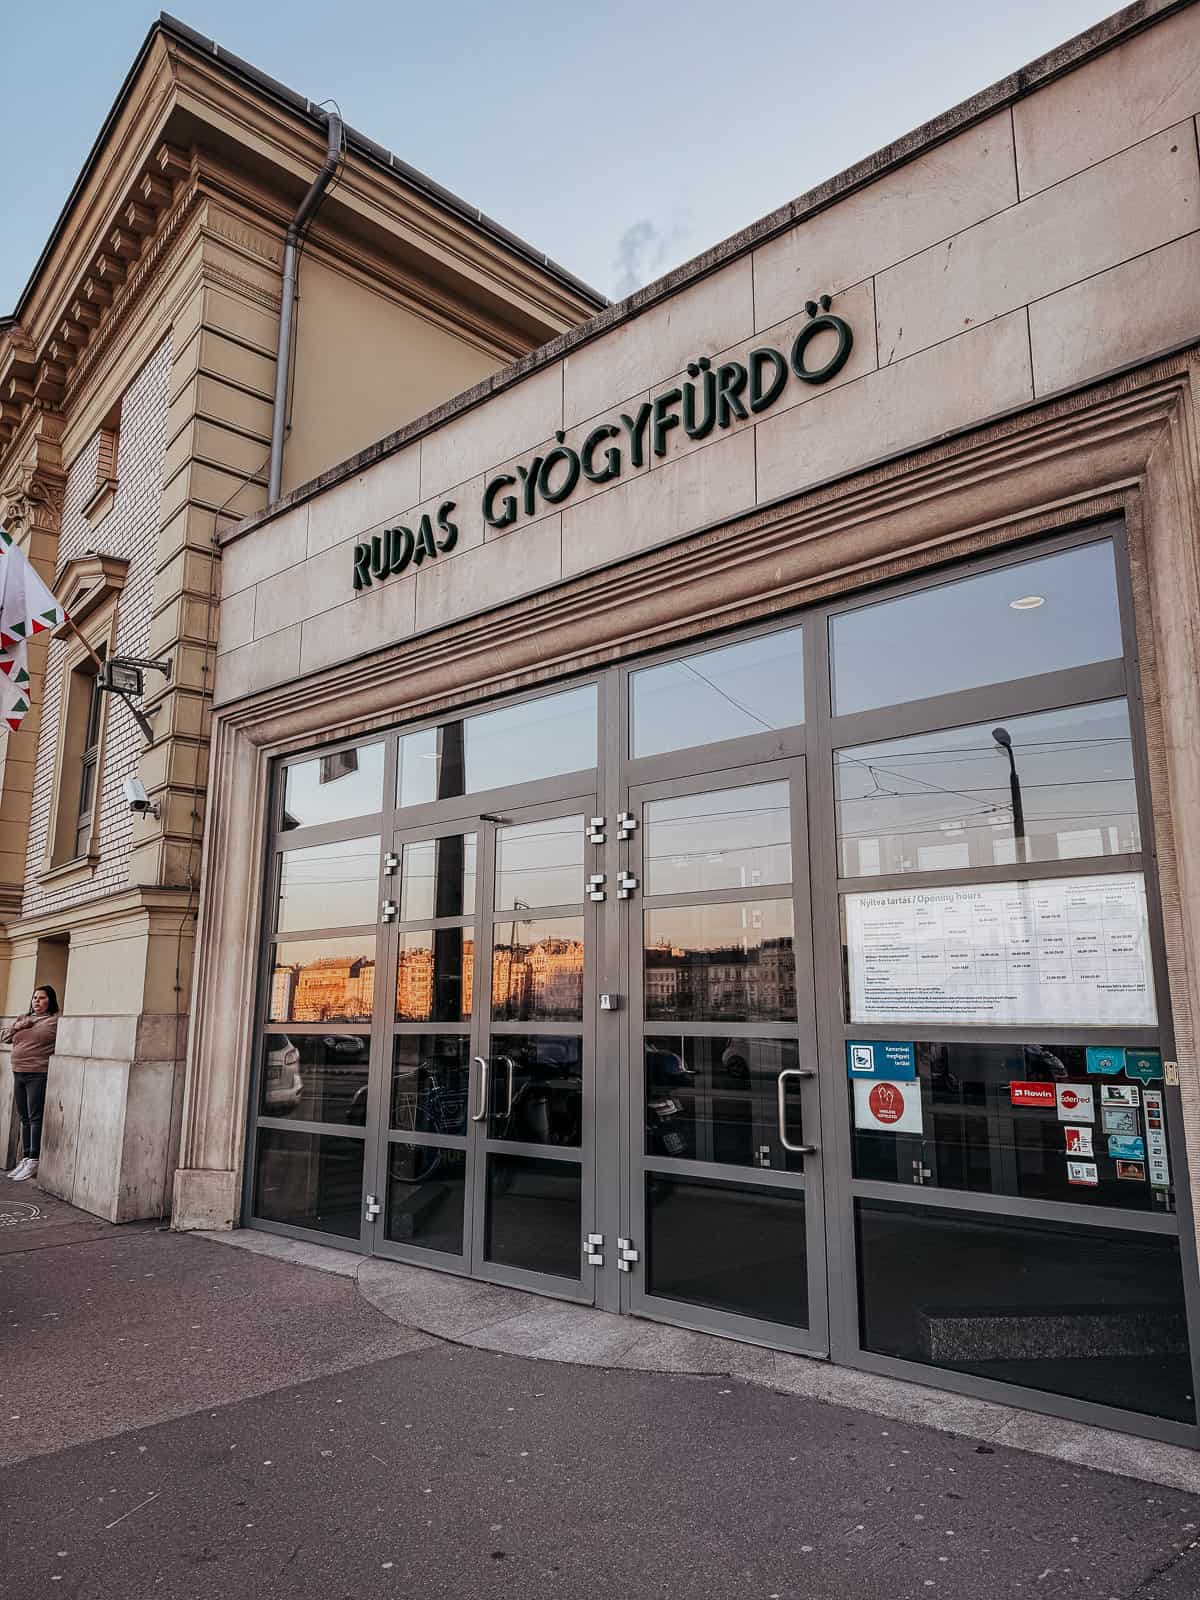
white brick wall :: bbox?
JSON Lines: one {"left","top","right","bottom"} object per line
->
{"left": 23, "top": 337, "right": 172, "bottom": 917}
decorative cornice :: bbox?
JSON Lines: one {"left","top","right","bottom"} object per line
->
{"left": 0, "top": 143, "right": 194, "bottom": 462}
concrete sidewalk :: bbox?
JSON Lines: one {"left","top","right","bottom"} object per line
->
{"left": 2, "top": 1185, "right": 1198, "bottom": 1600}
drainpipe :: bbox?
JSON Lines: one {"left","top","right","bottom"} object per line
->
{"left": 268, "top": 109, "right": 343, "bottom": 504}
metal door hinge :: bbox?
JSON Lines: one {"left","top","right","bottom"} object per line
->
{"left": 584, "top": 1231, "right": 604, "bottom": 1266}
{"left": 384, "top": 851, "right": 400, "bottom": 874}
{"left": 381, "top": 899, "right": 398, "bottom": 921}
{"left": 617, "top": 1236, "right": 639, "bottom": 1271}
{"left": 588, "top": 873, "right": 606, "bottom": 902}
{"left": 617, "top": 811, "right": 637, "bottom": 840}
{"left": 365, "top": 1194, "right": 382, "bottom": 1220}
{"left": 617, "top": 872, "right": 637, "bottom": 898}
{"left": 588, "top": 816, "right": 606, "bottom": 843}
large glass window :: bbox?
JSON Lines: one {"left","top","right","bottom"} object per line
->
{"left": 631, "top": 627, "right": 803, "bottom": 758}
{"left": 396, "top": 685, "right": 597, "bottom": 807}
{"left": 856, "top": 1200, "right": 1193, "bottom": 1422}
{"left": 276, "top": 838, "right": 380, "bottom": 931}
{"left": 644, "top": 902, "right": 796, "bottom": 1023}
{"left": 830, "top": 541, "right": 1121, "bottom": 716}
{"left": 835, "top": 701, "right": 1139, "bottom": 878}
{"left": 644, "top": 783, "right": 791, "bottom": 896}
{"left": 850, "top": 1039, "right": 1174, "bottom": 1212}
{"left": 269, "top": 937, "right": 376, "bottom": 1024}
{"left": 281, "top": 742, "right": 384, "bottom": 831}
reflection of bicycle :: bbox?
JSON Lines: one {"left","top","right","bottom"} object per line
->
{"left": 388, "top": 1058, "right": 469, "bottom": 1187}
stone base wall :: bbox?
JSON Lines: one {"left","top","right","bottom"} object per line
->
{"left": 38, "top": 1011, "right": 188, "bottom": 1221}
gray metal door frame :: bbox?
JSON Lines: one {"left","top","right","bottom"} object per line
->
{"left": 243, "top": 516, "right": 1200, "bottom": 1446}
{"left": 620, "top": 756, "right": 829, "bottom": 1355}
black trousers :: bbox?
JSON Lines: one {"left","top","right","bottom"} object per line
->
{"left": 13, "top": 1074, "right": 46, "bottom": 1159}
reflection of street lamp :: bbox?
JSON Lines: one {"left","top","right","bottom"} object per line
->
{"left": 992, "top": 726, "right": 1027, "bottom": 863}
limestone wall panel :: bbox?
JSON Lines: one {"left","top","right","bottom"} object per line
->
{"left": 1013, "top": 6, "right": 1200, "bottom": 197}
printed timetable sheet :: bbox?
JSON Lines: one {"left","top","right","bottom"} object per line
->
{"left": 845, "top": 873, "right": 1156, "bottom": 1027}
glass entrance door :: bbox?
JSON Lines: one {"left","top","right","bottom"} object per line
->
{"left": 623, "top": 759, "right": 828, "bottom": 1354}
{"left": 371, "top": 798, "right": 598, "bottom": 1302}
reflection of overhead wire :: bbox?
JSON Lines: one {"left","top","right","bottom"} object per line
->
{"left": 678, "top": 658, "right": 774, "bottom": 731}
{"left": 838, "top": 808, "right": 1138, "bottom": 839}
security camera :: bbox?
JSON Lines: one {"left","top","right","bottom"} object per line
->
{"left": 123, "top": 776, "right": 158, "bottom": 817}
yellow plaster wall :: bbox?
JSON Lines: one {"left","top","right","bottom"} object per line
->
{"left": 282, "top": 256, "right": 500, "bottom": 495}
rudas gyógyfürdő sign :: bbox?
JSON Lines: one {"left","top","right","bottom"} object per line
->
{"left": 352, "top": 295, "right": 854, "bottom": 592}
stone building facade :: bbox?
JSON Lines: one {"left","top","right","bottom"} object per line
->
{"left": 182, "top": 1, "right": 1200, "bottom": 1445}
{"left": 0, "top": 15, "right": 602, "bottom": 1220}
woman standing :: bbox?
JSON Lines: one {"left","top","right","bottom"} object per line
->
{"left": 3, "top": 985, "right": 59, "bottom": 1182}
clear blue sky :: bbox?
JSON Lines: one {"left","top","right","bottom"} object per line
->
{"left": 4, "top": 0, "right": 1114, "bottom": 310}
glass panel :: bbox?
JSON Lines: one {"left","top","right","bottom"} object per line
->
{"left": 856, "top": 1199, "right": 1194, "bottom": 1422}
{"left": 253, "top": 1127, "right": 363, "bottom": 1239}
{"left": 495, "top": 815, "right": 584, "bottom": 910}
{"left": 492, "top": 917, "right": 584, "bottom": 1021}
{"left": 843, "top": 873, "right": 1157, "bottom": 1029}
{"left": 396, "top": 686, "right": 598, "bottom": 807}
{"left": 468, "top": 687, "right": 597, "bottom": 793}
{"left": 645, "top": 1174, "right": 808, "bottom": 1327}
{"left": 390, "top": 1035, "right": 471, "bottom": 1134}
{"left": 281, "top": 742, "right": 384, "bottom": 831}
{"left": 269, "top": 937, "right": 376, "bottom": 1023}
{"left": 485, "top": 1154, "right": 581, "bottom": 1279}
{"left": 850, "top": 1040, "right": 1175, "bottom": 1212}
{"left": 644, "top": 902, "right": 795, "bottom": 1022}
{"left": 399, "top": 834, "right": 477, "bottom": 922}
{"left": 488, "top": 1034, "right": 583, "bottom": 1147}
{"left": 835, "top": 701, "right": 1140, "bottom": 878}
{"left": 386, "top": 1142, "right": 466, "bottom": 1255}
{"left": 631, "top": 627, "right": 804, "bottom": 758}
{"left": 645, "top": 1036, "right": 804, "bottom": 1171}
{"left": 395, "top": 930, "right": 473, "bottom": 1022}
{"left": 644, "top": 783, "right": 791, "bottom": 897}
{"left": 276, "top": 838, "right": 380, "bottom": 932}
{"left": 831, "top": 541, "right": 1121, "bottom": 716}
{"left": 260, "top": 1032, "right": 369, "bottom": 1126}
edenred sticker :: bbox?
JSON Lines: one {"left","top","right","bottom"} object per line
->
{"left": 1010, "top": 1081, "right": 1056, "bottom": 1109}
{"left": 1056, "top": 1083, "right": 1095, "bottom": 1123}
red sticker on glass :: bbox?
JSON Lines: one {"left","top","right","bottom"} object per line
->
{"left": 1010, "top": 1081, "right": 1056, "bottom": 1108}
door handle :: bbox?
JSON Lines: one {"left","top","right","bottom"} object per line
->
{"left": 472, "top": 1055, "right": 489, "bottom": 1122}
{"left": 499, "top": 1054, "right": 516, "bottom": 1117}
{"left": 777, "top": 1068, "right": 816, "bottom": 1155}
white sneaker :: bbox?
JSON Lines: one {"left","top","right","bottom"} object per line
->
{"left": 6, "top": 1158, "right": 31, "bottom": 1180}
{"left": 11, "top": 1158, "right": 36, "bottom": 1182}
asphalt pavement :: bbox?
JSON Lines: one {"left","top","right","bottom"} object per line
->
{"left": 2, "top": 1178, "right": 1199, "bottom": 1600}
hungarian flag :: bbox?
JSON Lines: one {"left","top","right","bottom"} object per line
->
{"left": 0, "top": 528, "right": 68, "bottom": 733}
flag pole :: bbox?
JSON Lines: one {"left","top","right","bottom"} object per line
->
{"left": 65, "top": 616, "right": 105, "bottom": 673}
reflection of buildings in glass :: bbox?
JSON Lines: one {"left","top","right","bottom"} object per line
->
{"left": 644, "top": 937, "right": 795, "bottom": 1019}
{"left": 275, "top": 954, "right": 376, "bottom": 1020}
{"left": 396, "top": 939, "right": 474, "bottom": 1019}
{"left": 494, "top": 937, "right": 584, "bottom": 1017}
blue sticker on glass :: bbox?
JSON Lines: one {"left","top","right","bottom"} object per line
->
{"left": 1086, "top": 1046, "right": 1126, "bottom": 1076}
{"left": 846, "top": 1041, "right": 916, "bottom": 1080}
{"left": 1107, "top": 1135, "right": 1146, "bottom": 1161}
{"left": 1124, "top": 1050, "right": 1163, "bottom": 1085}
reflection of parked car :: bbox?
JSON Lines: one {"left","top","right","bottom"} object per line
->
{"left": 263, "top": 1037, "right": 303, "bottom": 1111}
